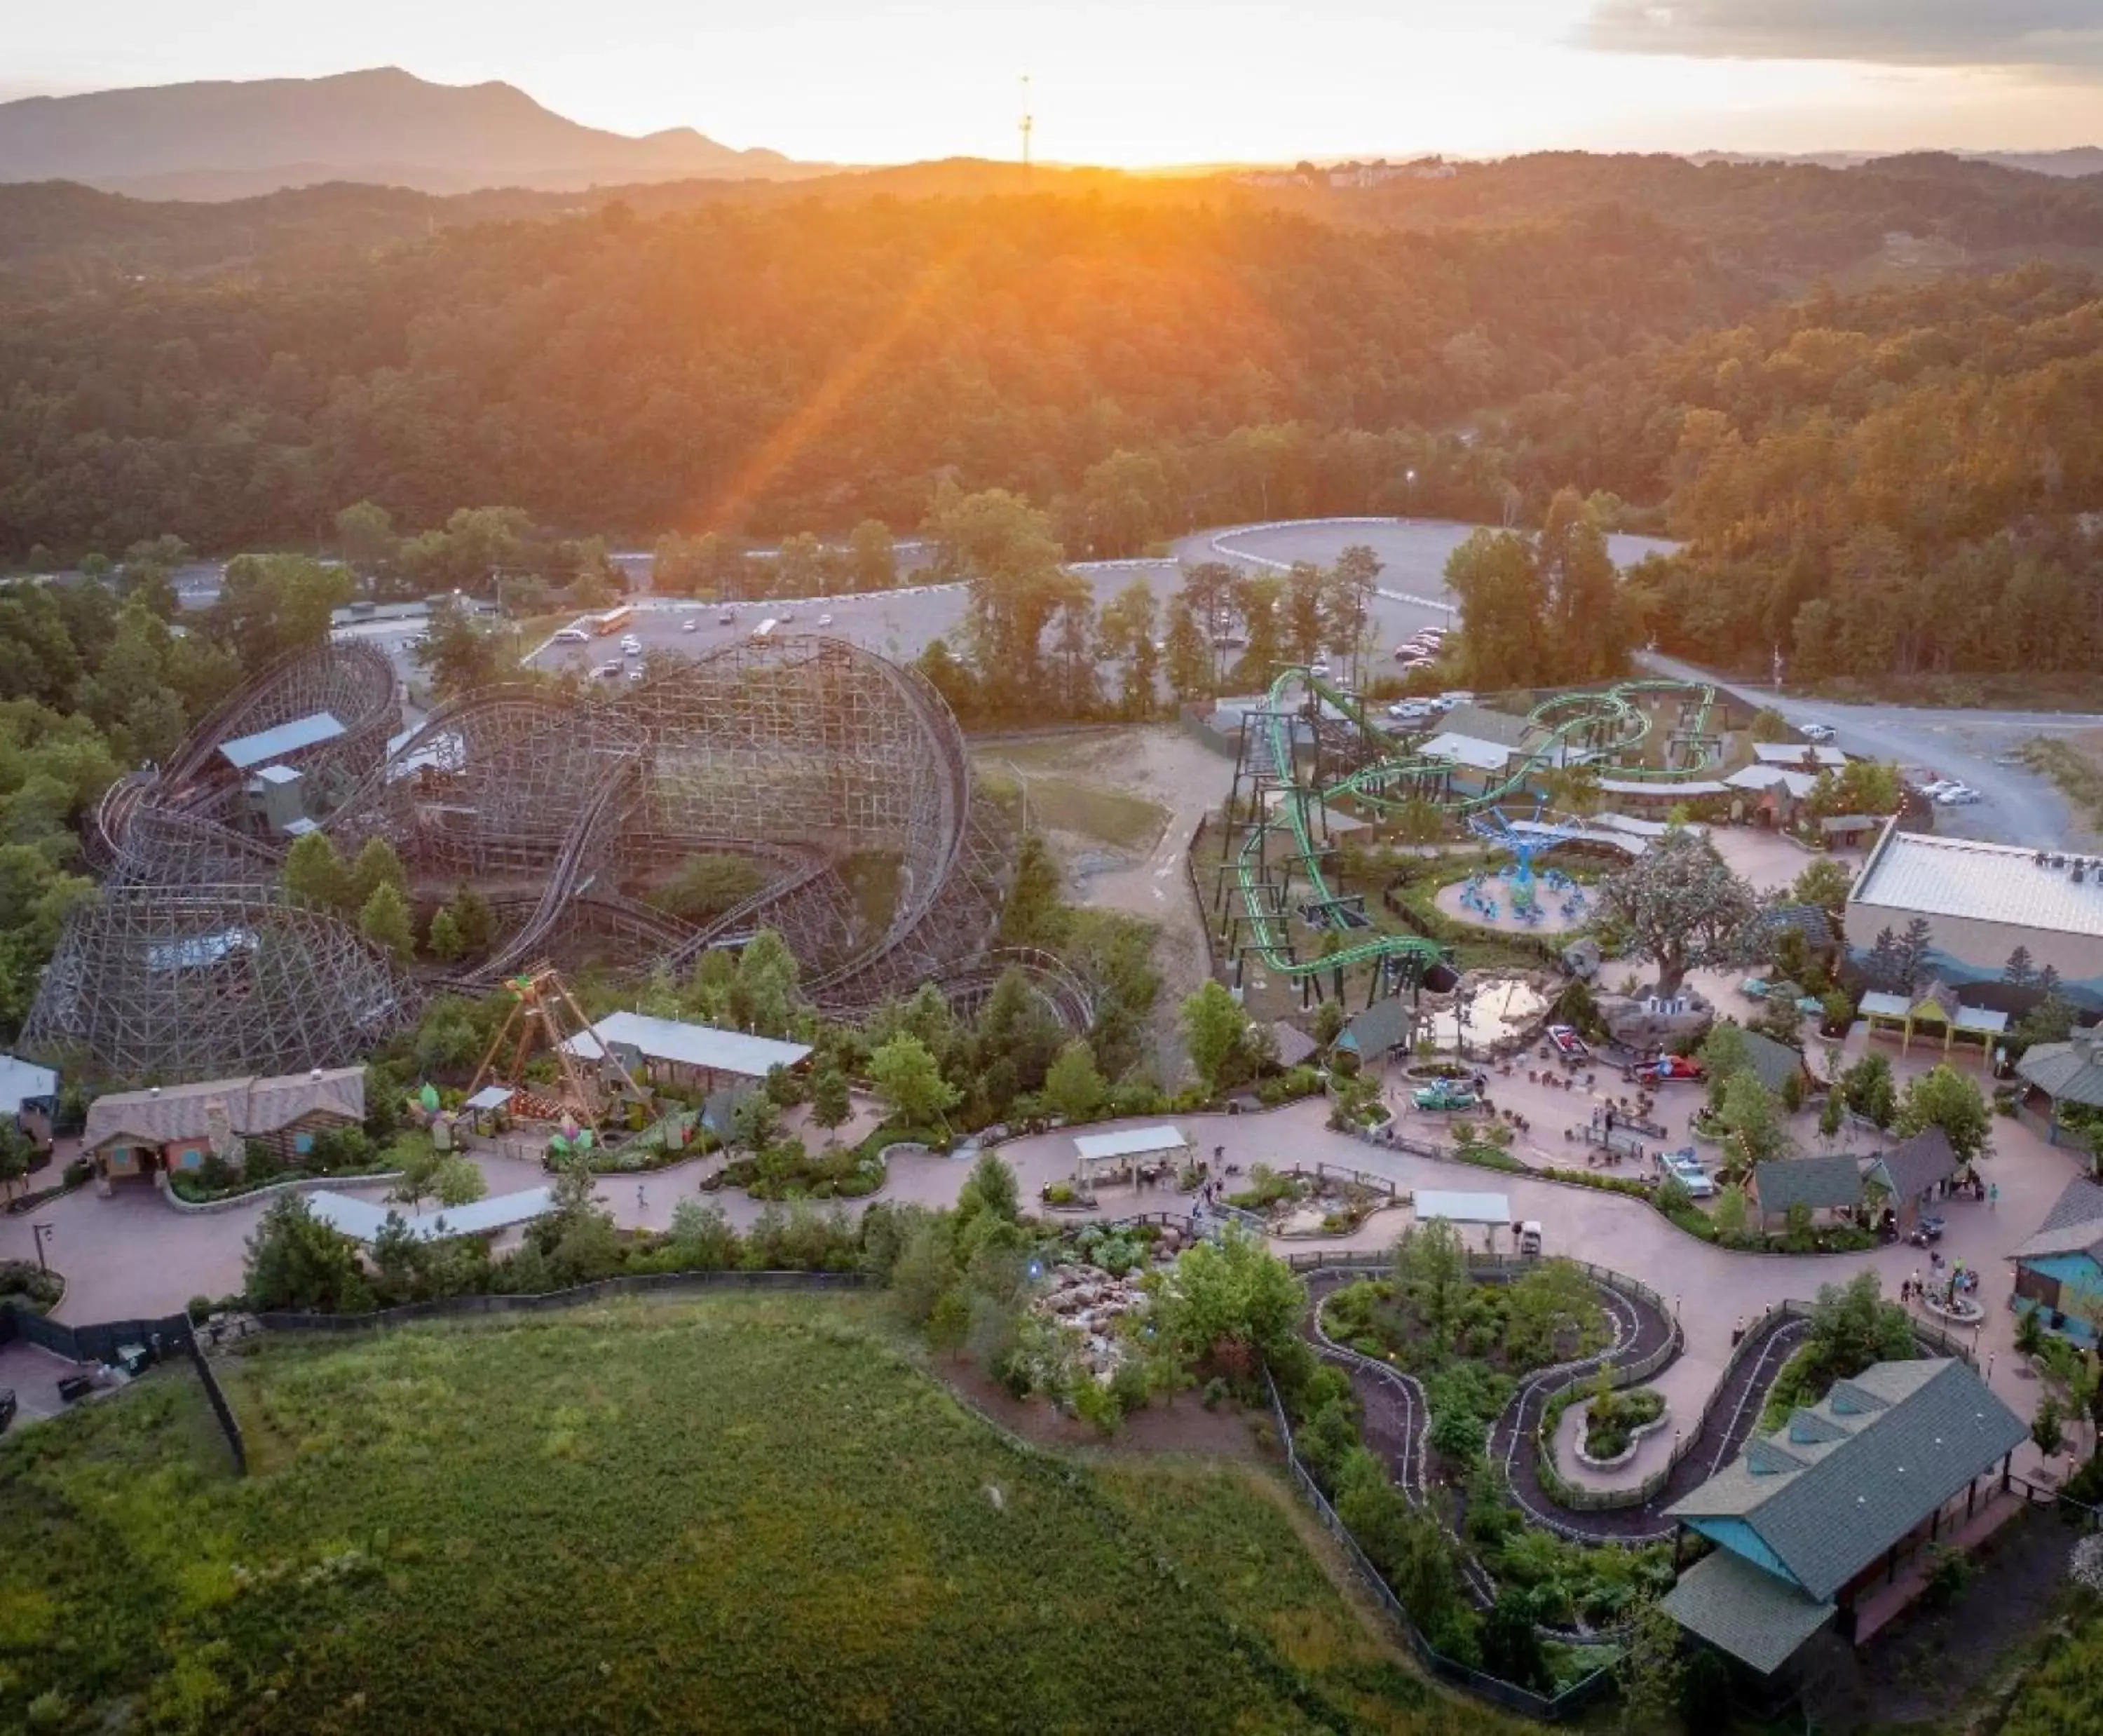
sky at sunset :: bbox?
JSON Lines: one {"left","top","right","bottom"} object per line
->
{"left": 6, "top": 0, "right": 2102, "bottom": 165}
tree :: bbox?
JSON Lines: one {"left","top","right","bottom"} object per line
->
{"left": 412, "top": 595, "right": 508, "bottom": 698}
{"left": 1749, "top": 707, "right": 1792, "bottom": 743}
{"left": 425, "top": 906, "right": 465, "bottom": 962}
{"left": 1537, "top": 488, "right": 1626, "bottom": 681}
{"left": 283, "top": 829, "right": 353, "bottom": 913}
{"left": 335, "top": 500, "right": 397, "bottom": 575}
{"left": 734, "top": 928, "right": 801, "bottom": 1036}
{"left": 1503, "top": 1259, "right": 1608, "bottom": 1367}
{"left": 1156, "top": 1226, "right": 1306, "bottom": 1370}
{"left": 1617, "top": 1596, "right": 1686, "bottom": 1735}
{"left": 1162, "top": 595, "right": 1213, "bottom": 703}
{"left": 1804, "top": 1271, "right": 1914, "bottom": 1385}
{"left": 999, "top": 832, "right": 1070, "bottom": 949}
{"left": 0, "top": 1122, "right": 34, "bottom": 1200}
{"left": 956, "top": 1151, "right": 1021, "bottom": 1224}
{"left": 447, "top": 884, "right": 494, "bottom": 955}
{"left": 1481, "top": 1590, "right": 1550, "bottom": 1693}
{"left": 1792, "top": 856, "right": 1855, "bottom": 917}
{"left": 349, "top": 836, "right": 408, "bottom": 909}
{"left": 2003, "top": 945, "right": 2039, "bottom": 991}
{"left": 1717, "top": 1072, "right": 1792, "bottom": 1181}
{"left": 358, "top": 881, "right": 415, "bottom": 964}
{"left": 243, "top": 1193, "right": 371, "bottom": 1313}
{"left": 810, "top": 1068, "right": 852, "bottom": 1144}
{"left": 1595, "top": 827, "right": 1761, "bottom": 996}
{"left": 928, "top": 485, "right": 1084, "bottom": 704}
{"left": 210, "top": 552, "right": 353, "bottom": 668}
{"left": 1896, "top": 1064, "right": 1994, "bottom": 1166}
{"left": 848, "top": 519, "right": 897, "bottom": 590}
{"left": 433, "top": 1156, "right": 487, "bottom": 1209}
{"left": 1394, "top": 1219, "right": 1473, "bottom": 1353}
{"left": 1713, "top": 1183, "right": 1750, "bottom": 1235}
{"left": 730, "top": 1090, "right": 781, "bottom": 1152}
{"left": 1180, "top": 979, "right": 1249, "bottom": 1096}
{"left": 1097, "top": 578, "right": 1159, "bottom": 719}
{"left": 1042, "top": 1037, "right": 1107, "bottom": 1125}
{"left": 2034, "top": 1394, "right": 2066, "bottom": 1458}
{"left": 1839, "top": 1052, "right": 1898, "bottom": 1130}
{"left": 869, "top": 1033, "right": 960, "bottom": 1130}
{"left": 1445, "top": 528, "right": 1543, "bottom": 691}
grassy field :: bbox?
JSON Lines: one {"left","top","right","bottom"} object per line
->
{"left": 975, "top": 760, "right": 1171, "bottom": 853}
{"left": 0, "top": 1295, "right": 1516, "bottom": 1736}
{"left": 2021, "top": 735, "right": 2103, "bottom": 836}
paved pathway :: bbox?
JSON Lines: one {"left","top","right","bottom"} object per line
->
{"left": 5, "top": 1035, "right": 2083, "bottom": 1486}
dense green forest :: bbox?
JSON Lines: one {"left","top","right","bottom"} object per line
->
{"left": 0, "top": 191, "right": 1747, "bottom": 556}
{"left": 5, "top": 158, "right": 2103, "bottom": 684}
{"left": 1502, "top": 266, "right": 2103, "bottom": 675}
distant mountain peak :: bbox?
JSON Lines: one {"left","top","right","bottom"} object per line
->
{"left": 0, "top": 65, "right": 828, "bottom": 201}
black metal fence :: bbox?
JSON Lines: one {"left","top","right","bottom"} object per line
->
{"left": 1, "top": 1304, "right": 246, "bottom": 1475}
{"left": 255, "top": 1267, "right": 873, "bottom": 1333}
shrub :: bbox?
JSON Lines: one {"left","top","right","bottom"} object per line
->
{"left": 186, "top": 1294, "right": 214, "bottom": 1323}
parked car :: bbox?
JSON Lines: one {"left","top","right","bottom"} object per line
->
{"left": 1935, "top": 784, "right": 1980, "bottom": 806}
{"left": 594, "top": 660, "right": 622, "bottom": 679}
{"left": 817, "top": 613, "right": 834, "bottom": 628}
{"left": 681, "top": 616, "right": 700, "bottom": 632}
{"left": 1309, "top": 658, "right": 1331, "bottom": 678}
{"left": 553, "top": 626, "right": 590, "bottom": 644}
{"left": 1907, "top": 1214, "right": 1947, "bottom": 1246}
{"left": 717, "top": 609, "right": 736, "bottom": 625}
{"left": 626, "top": 667, "right": 646, "bottom": 682}
{"left": 1800, "top": 723, "right": 1836, "bottom": 742}
{"left": 1656, "top": 1148, "right": 1717, "bottom": 1198}
{"left": 1388, "top": 700, "right": 1432, "bottom": 723}
{"left": 1438, "top": 691, "right": 1475, "bottom": 707}
{"left": 1916, "top": 778, "right": 1962, "bottom": 800}
{"left": 1413, "top": 1079, "right": 1480, "bottom": 1112}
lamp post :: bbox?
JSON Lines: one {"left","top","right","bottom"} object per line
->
{"left": 31, "top": 1220, "right": 54, "bottom": 1275}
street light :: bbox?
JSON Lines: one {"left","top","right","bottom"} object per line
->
{"left": 31, "top": 1221, "right": 54, "bottom": 1274}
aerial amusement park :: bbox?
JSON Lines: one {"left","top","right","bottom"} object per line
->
{"left": 24, "top": 634, "right": 1088, "bottom": 1090}
{"left": 1209, "top": 660, "right": 1732, "bottom": 1033}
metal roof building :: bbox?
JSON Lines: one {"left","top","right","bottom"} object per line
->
{"left": 218, "top": 711, "right": 347, "bottom": 771}
{"left": 1663, "top": 1359, "right": 2026, "bottom": 1672}
{"left": 1846, "top": 821, "right": 2103, "bottom": 1017}
{"left": 561, "top": 1011, "right": 812, "bottom": 1085}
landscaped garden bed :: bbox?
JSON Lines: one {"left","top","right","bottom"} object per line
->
{"left": 1575, "top": 1383, "right": 1667, "bottom": 1470}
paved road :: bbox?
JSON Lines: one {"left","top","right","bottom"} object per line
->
{"left": 522, "top": 516, "right": 1666, "bottom": 688}
{"left": 1638, "top": 651, "right": 2103, "bottom": 850}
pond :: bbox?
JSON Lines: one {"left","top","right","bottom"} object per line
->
{"left": 1420, "top": 975, "right": 1549, "bottom": 1052}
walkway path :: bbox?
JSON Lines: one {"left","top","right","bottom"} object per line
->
{"left": 5, "top": 1065, "right": 2080, "bottom": 1493}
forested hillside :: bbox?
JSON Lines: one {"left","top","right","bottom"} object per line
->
{"left": 0, "top": 194, "right": 1748, "bottom": 556}
{"left": 1499, "top": 266, "right": 2103, "bottom": 677}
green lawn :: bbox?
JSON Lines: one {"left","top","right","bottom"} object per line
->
{"left": 0, "top": 1295, "right": 1516, "bottom": 1736}
{"left": 974, "top": 761, "right": 1170, "bottom": 853}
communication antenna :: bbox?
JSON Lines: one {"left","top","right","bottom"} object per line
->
{"left": 1020, "top": 74, "right": 1033, "bottom": 171}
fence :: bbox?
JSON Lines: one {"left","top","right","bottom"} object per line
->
{"left": 1, "top": 1304, "right": 247, "bottom": 1474}
{"left": 1185, "top": 812, "right": 1224, "bottom": 984}
{"left": 254, "top": 1267, "right": 873, "bottom": 1332}
{"left": 1262, "top": 1367, "right": 1616, "bottom": 1721}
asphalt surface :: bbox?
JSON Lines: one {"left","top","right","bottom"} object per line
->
{"left": 522, "top": 516, "right": 1665, "bottom": 689}
{"left": 1637, "top": 651, "right": 2103, "bottom": 851}
{"left": 339, "top": 513, "right": 2097, "bottom": 853}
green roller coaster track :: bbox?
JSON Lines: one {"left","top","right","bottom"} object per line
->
{"left": 1222, "top": 670, "right": 1720, "bottom": 984}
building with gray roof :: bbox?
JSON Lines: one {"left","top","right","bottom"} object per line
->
{"left": 1846, "top": 821, "right": 2103, "bottom": 1015}
{"left": 2011, "top": 1176, "right": 2103, "bottom": 1343}
{"left": 2015, "top": 1028, "right": 2103, "bottom": 1148}
{"left": 1861, "top": 1127, "right": 1960, "bottom": 1232}
{"left": 1750, "top": 1153, "right": 1864, "bottom": 1223}
{"left": 1663, "top": 1359, "right": 2026, "bottom": 1671}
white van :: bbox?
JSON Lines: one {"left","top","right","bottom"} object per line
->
{"left": 554, "top": 626, "right": 590, "bottom": 644}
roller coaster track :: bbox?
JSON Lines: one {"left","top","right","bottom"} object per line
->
{"left": 1225, "top": 670, "right": 1720, "bottom": 981}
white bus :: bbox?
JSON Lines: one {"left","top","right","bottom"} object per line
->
{"left": 749, "top": 618, "right": 778, "bottom": 642}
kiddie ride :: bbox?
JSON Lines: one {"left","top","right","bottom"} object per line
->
{"left": 1413, "top": 1078, "right": 1482, "bottom": 1113}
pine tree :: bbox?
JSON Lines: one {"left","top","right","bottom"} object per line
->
{"left": 999, "top": 832, "right": 1070, "bottom": 949}
{"left": 283, "top": 829, "right": 352, "bottom": 912}
{"left": 358, "top": 881, "right": 416, "bottom": 964}
{"left": 2003, "top": 945, "right": 2038, "bottom": 990}
{"left": 350, "top": 836, "right": 408, "bottom": 909}
{"left": 1042, "top": 1037, "right": 1107, "bottom": 1125}
{"left": 426, "top": 906, "right": 465, "bottom": 963}
{"left": 449, "top": 883, "right": 494, "bottom": 954}
{"left": 1893, "top": 916, "right": 1935, "bottom": 994}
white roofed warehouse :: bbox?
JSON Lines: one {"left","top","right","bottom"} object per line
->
{"left": 1844, "top": 820, "right": 2103, "bottom": 1017}
{"left": 560, "top": 1010, "right": 812, "bottom": 1096}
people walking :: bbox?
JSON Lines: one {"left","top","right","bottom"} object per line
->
{"left": 1989, "top": 1181, "right": 1999, "bottom": 1211}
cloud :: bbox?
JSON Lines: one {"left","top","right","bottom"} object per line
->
{"left": 1578, "top": 1, "right": 2103, "bottom": 74}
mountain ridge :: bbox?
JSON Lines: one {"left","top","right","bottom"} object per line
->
{"left": 0, "top": 66, "right": 829, "bottom": 198}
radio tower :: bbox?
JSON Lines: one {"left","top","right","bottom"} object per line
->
{"left": 1020, "top": 75, "right": 1033, "bottom": 172}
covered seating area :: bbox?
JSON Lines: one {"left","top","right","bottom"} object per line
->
{"left": 1070, "top": 1124, "right": 1192, "bottom": 1191}
{"left": 2014, "top": 1029, "right": 2103, "bottom": 1150}
{"left": 1858, "top": 982, "right": 2007, "bottom": 1063}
